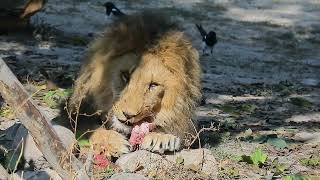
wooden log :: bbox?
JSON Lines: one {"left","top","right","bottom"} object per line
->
{"left": 0, "top": 164, "right": 9, "bottom": 179}
{"left": 20, "top": 0, "right": 45, "bottom": 19}
{"left": 0, "top": 58, "right": 89, "bottom": 180}
{"left": 0, "top": 164, "right": 21, "bottom": 180}
{"left": 0, "top": 0, "right": 45, "bottom": 32}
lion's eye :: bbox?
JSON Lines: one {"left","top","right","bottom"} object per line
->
{"left": 148, "top": 82, "right": 159, "bottom": 90}
{"left": 120, "top": 71, "right": 130, "bottom": 83}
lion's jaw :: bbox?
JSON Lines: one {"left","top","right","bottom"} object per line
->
{"left": 110, "top": 115, "right": 132, "bottom": 136}
{"left": 111, "top": 84, "right": 164, "bottom": 129}
{"left": 109, "top": 89, "right": 163, "bottom": 136}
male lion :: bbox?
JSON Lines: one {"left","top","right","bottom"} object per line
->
{"left": 67, "top": 11, "right": 201, "bottom": 158}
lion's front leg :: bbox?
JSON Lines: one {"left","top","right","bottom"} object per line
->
{"left": 141, "top": 132, "right": 181, "bottom": 153}
{"left": 90, "top": 128, "right": 130, "bottom": 158}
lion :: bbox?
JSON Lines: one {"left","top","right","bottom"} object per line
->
{"left": 67, "top": 11, "right": 202, "bottom": 158}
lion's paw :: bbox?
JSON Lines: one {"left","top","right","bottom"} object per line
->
{"left": 90, "top": 129, "right": 130, "bottom": 158}
{"left": 141, "top": 132, "right": 181, "bottom": 153}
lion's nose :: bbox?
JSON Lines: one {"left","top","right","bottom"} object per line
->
{"left": 123, "top": 111, "right": 135, "bottom": 119}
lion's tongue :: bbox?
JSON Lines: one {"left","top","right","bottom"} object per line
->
{"left": 129, "top": 122, "right": 155, "bottom": 148}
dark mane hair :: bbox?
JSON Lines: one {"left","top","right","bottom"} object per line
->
{"left": 90, "top": 10, "right": 179, "bottom": 57}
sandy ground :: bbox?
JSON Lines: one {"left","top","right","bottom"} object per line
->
{"left": 1, "top": 0, "right": 320, "bottom": 179}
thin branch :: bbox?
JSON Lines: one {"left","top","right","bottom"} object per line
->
{"left": 188, "top": 122, "right": 217, "bottom": 149}
{"left": 79, "top": 110, "right": 102, "bottom": 117}
{"left": 12, "top": 138, "right": 24, "bottom": 174}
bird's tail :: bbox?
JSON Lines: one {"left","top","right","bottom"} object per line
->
{"left": 195, "top": 24, "right": 207, "bottom": 39}
{"left": 117, "top": 7, "right": 126, "bottom": 16}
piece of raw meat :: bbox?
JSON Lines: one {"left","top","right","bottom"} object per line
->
{"left": 129, "top": 122, "right": 155, "bottom": 150}
{"left": 94, "top": 154, "right": 110, "bottom": 168}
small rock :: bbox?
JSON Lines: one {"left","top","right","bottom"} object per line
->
{"left": 16, "top": 168, "right": 62, "bottom": 180}
{"left": 301, "top": 78, "right": 319, "bottom": 87}
{"left": 165, "top": 148, "right": 218, "bottom": 177}
{"left": 52, "top": 125, "right": 77, "bottom": 150}
{"left": 286, "top": 114, "right": 320, "bottom": 123}
{"left": 291, "top": 164, "right": 311, "bottom": 174}
{"left": 116, "top": 149, "right": 217, "bottom": 179}
{"left": 23, "top": 125, "right": 76, "bottom": 169}
{"left": 293, "top": 132, "right": 320, "bottom": 144}
{"left": 108, "top": 173, "right": 148, "bottom": 180}
{"left": 116, "top": 150, "right": 170, "bottom": 173}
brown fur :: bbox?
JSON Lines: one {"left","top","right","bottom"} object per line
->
{"left": 68, "top": 11, "right": 201, "bottom": 155}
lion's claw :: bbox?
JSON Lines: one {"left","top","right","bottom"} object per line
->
{"left": 141, "top": 132, "right": 181, "bottom": 153}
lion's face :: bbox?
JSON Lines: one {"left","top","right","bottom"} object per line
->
{"left": 111, "top": 54, "right": 175, "bottom": 131}
{"left": 109, "top": 53, "right": 140, "bottom": 100}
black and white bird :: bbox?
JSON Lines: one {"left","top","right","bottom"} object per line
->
{"left": 103, "top": 2, "right": 125, "bottom": 17}
{"left": 195, "top": 24, "right": 217, "bottom": 55}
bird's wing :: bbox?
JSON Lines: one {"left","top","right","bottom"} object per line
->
{"left": 195, "top": 24, "right": 207, "bottom": 38}
{"left": 106, "top": 8, "right": 112, "bottom": 16}
{"left": 112, "top": 6, "right": 126, "bottom": 16}
{"left": 116, "top": 8, "right": 126, "bottom": 16}
{"left": 119, "top": 11, "right": 126, "bottom": 16}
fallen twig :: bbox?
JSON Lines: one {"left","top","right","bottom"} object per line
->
{"left": 188, "top": 122, "right": 217, "bottom": 149}
{"left": 9, "top": 138, "right": 24, "bottom": 174}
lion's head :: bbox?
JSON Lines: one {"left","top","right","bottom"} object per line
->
{"left": 69, "top": 11, "right": 201, "bottom": 141}
{"left": 108, "top": 31, "right": 201, "bottom": 138}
